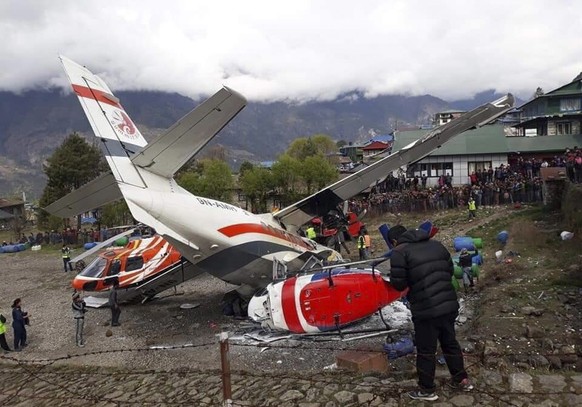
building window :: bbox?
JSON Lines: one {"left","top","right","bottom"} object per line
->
{"left": 430, "top": 162, "right": 453, "bottom": 177}
{"left": 560, "top": 98, "right": 581, "bottom": 112}
{"left": 468, "top": 161, "right": 492, "bottom": 175}
{"left": 556, "top": 122, "right": 573, "bottom": 135}
{"left": 408, "top": 163, "right": 452, "bottom": 177}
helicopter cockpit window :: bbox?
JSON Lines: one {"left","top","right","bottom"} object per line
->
{"left": 125, "top": 256, "right": 144, "bottom": 272}
{"left": 110, "top": 259, "right": 121, "bottom": 275}
{"left": 79, "top": 257, "right": 108, "bottom": 278}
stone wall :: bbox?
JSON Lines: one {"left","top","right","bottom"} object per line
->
{"left": 561, "top": 182, "right": 582, "bottom": 234}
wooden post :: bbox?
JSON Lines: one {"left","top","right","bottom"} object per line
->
{"left": 220, "top": 332, "right": 232, "bottom": 406}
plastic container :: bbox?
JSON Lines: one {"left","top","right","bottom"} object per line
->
{"left": 17, "top": 244, "right": 26, "bottom": 252}
{"left": 471, "top": 264, "right": 480, "bottom": 278}
{"left": 472, "top": 238, "right": 483, "bottom": 249}
{"left": 453, "top": 264, "right": 463, "bottom": 279}
{"left": 114, "top": 236, "right": 129, "bottom": 246}
{"left": 2, "top": 245, "right": 17, "bottom": 253}
{"left": 384, "top": 337, "right": 415, "bottom": 360}
{"left": 454, "top": 236, "right": 475, "bottom": 252}
{"left": 497, "top": 231, "right": 509, "bottom": 245}
{"left": 472, "top": 253, "right": 483, "bottom": 265}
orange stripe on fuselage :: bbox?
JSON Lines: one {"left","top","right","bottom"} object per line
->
{"left": 218, "top": 223, "right": 312, "bottom": 250}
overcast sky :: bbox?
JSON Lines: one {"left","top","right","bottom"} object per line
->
{"left": 1, "top": 0, "right": 581, "bottom": 103}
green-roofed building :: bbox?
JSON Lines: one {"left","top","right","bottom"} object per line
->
{"left": 515, "top": 73, "right": 582, "bottom": 137}
{"left": 390, "top": 74, "right": 582, "bottom": 187}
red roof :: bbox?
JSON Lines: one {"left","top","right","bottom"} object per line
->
{"left": 362, "top": 141, "right": 392, "bottom": 151}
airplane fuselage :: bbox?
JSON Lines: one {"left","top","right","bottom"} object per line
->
{"left": 122, "top": 182, "right": 340, "bottom": 290}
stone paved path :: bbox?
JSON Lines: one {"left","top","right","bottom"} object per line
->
{"left": 1, "top": 363, "right": 581, "bottom": 406}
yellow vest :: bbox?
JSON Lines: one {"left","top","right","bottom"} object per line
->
{"left": 468, "top": 201, "right": 476, "bottom": 211}
{"left": 0, "top": 321, "right": 6, "bottom": 335}
{"left": 357, "top": 236, "right": 366, "bottom": 249}
{"left": 306, "top": 227, "right": 317, "bottom": 240}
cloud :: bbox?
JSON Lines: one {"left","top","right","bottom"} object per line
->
{"left": 1, "top": 0, "right": 581, "bottom": 102}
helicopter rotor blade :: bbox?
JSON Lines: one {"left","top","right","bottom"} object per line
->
{"left": 70, "top": 228, "right": 136, "bottom": 264}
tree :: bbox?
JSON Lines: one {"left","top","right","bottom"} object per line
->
{"left": 100, "top": 201, "right": 133, "bottom": 228}
{"left": 300, "top": 154, "right": 338, "bottom": 194}
{"left": 177, "top": 159, "right": 234, "bottom": 202}
{"left": 38, "top": 133, "right": 104, "bottom": 229}
{"left": 271, "top": 154, "right": 302, "bottom": 206}
{"left": 238, "top": 161, "right": 255, "bottom": 176}
{"left": 239, "top": 167, "right": 275, "bottom": 213}
{"left": 336, "top": 140, "right": 347, "bottom": 148}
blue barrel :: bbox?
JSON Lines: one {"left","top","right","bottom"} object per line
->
{"left": 454, "top": 236, "right": 475, "bottom": 252}
{"left": 17, "top": 243, "right": 26, "bottom": 252}
{"left": 2, "top": 245, "right": 18, "bottom": 253}
{"left": 0, "top": 246, "right": 3, "bottom": 254}
{"left": 472, "top": 253, "right": 483, "bottom": 265}
{"left": 497, "top": 231, "right": 509, "bottom": 245}
{"left": 84, "top": 242, "right": 98, "bottom": 250}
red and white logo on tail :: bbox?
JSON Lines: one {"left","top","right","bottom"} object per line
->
{"left": 110, "top": 109, "right": 138, "bottom": 140}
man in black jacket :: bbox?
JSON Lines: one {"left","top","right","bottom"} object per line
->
{"left": 388, "top": 225, "right": 473, "bottom": 401}
{"left": 109, "top": 279, "right": 121, "bottom": 327}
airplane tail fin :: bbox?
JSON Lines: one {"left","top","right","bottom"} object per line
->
{"left": 60, "top": 56, "right": 148, "bottom": 188}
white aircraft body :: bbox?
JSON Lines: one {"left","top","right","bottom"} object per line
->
{"left": 48, "top": 57, "right": 514, "bottom": 298}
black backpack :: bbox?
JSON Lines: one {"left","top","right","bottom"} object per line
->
{"left": 0, "top": 314, "right": 6, "bottom": 324}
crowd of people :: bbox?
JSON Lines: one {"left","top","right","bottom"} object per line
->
{"left": 3, "top": 226, "right": 137, "bottom": 247}
{"left": 349, "top": 148, "right": 581, "bottom": 217}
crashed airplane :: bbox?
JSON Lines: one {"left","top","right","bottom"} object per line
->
{"left": 47, "top": 57, "right": 514, "bottom": 333}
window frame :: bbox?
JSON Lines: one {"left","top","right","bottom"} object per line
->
{"left": 467, "top": 161, "right": 492, "bottom": 176}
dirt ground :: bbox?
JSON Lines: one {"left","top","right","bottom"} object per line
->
{"left": 1, "top": 203, "right": 580, "bottom": 376}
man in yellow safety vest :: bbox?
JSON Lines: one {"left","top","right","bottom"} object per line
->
{"left": 468, "top": 197, "right": 476, "bottom": 221}
{"left": 306, "top": 225, "right": 317, "bottom": 240}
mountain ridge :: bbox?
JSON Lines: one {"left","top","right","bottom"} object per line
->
{"left": 0, "top": 88, "right": 510, "bottom": 198}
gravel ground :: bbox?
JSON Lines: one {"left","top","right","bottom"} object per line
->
{"left": 0, "top": 249, "right": 401, "bottom": 373}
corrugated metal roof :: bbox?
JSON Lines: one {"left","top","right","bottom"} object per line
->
{"left": 393, "top": 124, "right": 582, "bottom": 156}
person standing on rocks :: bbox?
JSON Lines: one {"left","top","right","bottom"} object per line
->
{"left": 467, "top": 197, "right": 477, "bottom": 221}
{"left": 11, "top": 298, "right": 28, "bottom": 351}
{"left": 388, "top": 225, "right": 473, "bottom": 401}
{"left": 72, "top": 292, "right": 87, "bottom": 347}
{"left": 109, "top": 278, "right": 121, "bottom": 326}
{"left": 62, "top": 245, "right": 73, "bottom": 273}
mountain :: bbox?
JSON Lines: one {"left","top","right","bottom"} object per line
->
{"left": 0, "top": 88, "right": 478, "bottom": 199}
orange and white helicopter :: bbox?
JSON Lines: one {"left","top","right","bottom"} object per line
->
{"left": 47, "top": 57, "right": 513, "bottom": 332}
{"left": 70, "top": 232, "right": 194, "bottom": 303}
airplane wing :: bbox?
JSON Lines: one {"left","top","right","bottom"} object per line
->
{"left": 44, "top": 172, "right": 122, "bottom": 218}
{"left": 274, "top": 94, "right": 515, "bottom": 229}
{"left": 130, "top": 87, "right": 247, "bottom": 178}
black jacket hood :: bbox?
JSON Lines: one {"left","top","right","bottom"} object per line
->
{"left": 397, "top": 229, "right": 430, "bottom": 244}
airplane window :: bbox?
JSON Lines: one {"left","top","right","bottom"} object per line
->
{"left": 125, "top": 256, "right": 144, "bottom": 272}
{"left": 79, "top": 257, "right": 108, "bottom": 278}
{"left": 110, "top": 259, "right": 121, "bottom": 275}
